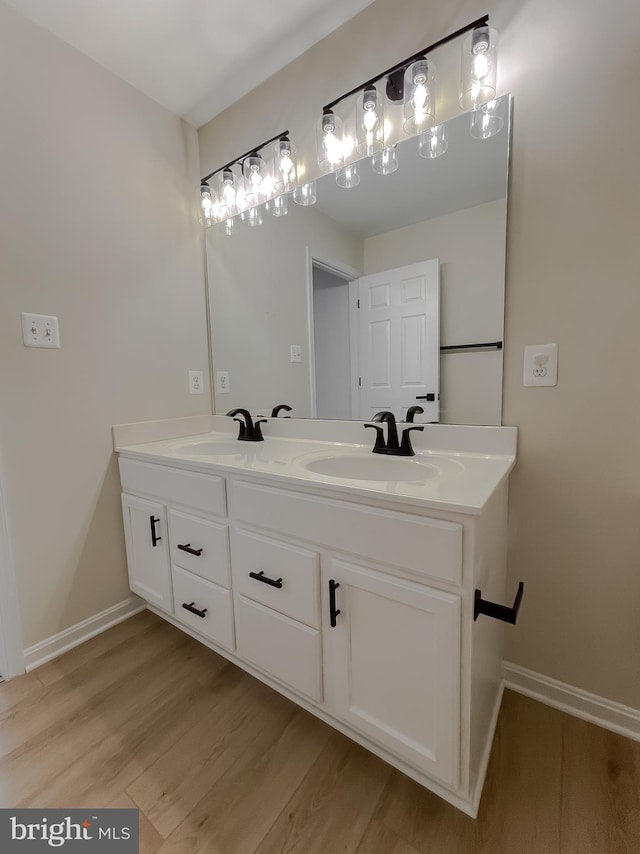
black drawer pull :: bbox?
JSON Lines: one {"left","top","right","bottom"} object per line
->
{"left": 249, "top": 570, "right": 283, "bottom": 589}
{"left": 182, "top": 601, "right": 208, "bottom": 618}
{"left": 474, "top": 582, "right": 524, "bottom": 624}
{"left": 329, "top": 579, "right": 341, "bottom": 628}
{"left": 150, "top": 515, "right": 161, "bottom": 547}
{"left": 177, "top": 543, "right": 203, "bottom": 557}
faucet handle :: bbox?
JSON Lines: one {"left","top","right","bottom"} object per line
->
{"left": 364, "top": 423, "right": 387, "bottom": 454}
{"left": 232, "top": 418, "right": 247, "bottom": 439}
{"left": 252, "top": 419, "right": 267, "bottom": 442}
{"left": 399, "top": 425, "right": 424, "bottom": 457}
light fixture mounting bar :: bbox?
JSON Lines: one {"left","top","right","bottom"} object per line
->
{"left": 201, "top": 129, "right": 290, "bottom": 183}
{"left": 322, "top": 14, "right": 489, "bottom": 113}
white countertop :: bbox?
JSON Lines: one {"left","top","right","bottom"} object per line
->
{"left": 115, "top": 421, "right": 517, "bottom": 515}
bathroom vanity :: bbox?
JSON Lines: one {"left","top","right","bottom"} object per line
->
{"left": 114, "top": 415, "right": 517, "bottom": 816}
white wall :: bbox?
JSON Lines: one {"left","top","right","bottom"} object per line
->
{"left": 207, "top": 202, "right": 363, "bottom": 416}
{"left": 313, "top": 268, "right": 352, "bottom": 420}
{"left": 199, "top": 0, "right": 640, "bottom": 710}
{"left": 365, "top": 200, "right": 506, "bottom": 424}
{"left": 0, "top": 5, "right": 211, "bottom": 650}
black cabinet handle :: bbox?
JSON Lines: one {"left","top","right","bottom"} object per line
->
{"left": 150, "top": 515, "right": 161, "bottom": 547}
{"left": 474, "top": 582, "right": 524, "bottom": 624}
{"left": 182, "top": 601, "right": 208, "bottom": 618}
{"left": 177, "top": 543, "right": 203, "bottom": 557}
{"left": 249, "top": 570, "right": 283, "bottom": 589}
{"left": 329, "top": 579, "right": 341, "bottom": 628}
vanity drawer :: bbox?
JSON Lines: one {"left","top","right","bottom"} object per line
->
{"left": 231, "top": 528, "right": 319, "bottom": 628}
{"left": 172, "top": 566, "right": 234, "bottom": 651}
{"left": 230, "top": 481, "right": 462, "bottom": 585}
{"left": 235, "top": 595, "right": 322, "bottom": 703}
{"left": 169, "top": 510, "right": 230, "bottom": 588}
{"left": 119, "top": 458, "right": 226, "bottom": 516}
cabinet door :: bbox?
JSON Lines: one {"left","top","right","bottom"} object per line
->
{"left": 323, "top": 558, "right": 460, "bottom": 787}
{"left": 121, "top": 494, "right": 172, "bottom": 612}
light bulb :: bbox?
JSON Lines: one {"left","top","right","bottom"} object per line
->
{"left": 273, "top": 135, "right": 297, "bottom": 193}
{"left": 472, "top": 51, "right": 489, "bottom": 82}
{"left": 357, "top": 85, "right": 384, "bottom": 156}
{"left": 200, "top": 182, "right": 214, "bottom": 227}
{"left": 317, "top": 111, "right": 344, "bottom": 172}
{"left": 460, "top": 26, "right": 498, "bottom": 110}
{"left": 222, "top": 169, "right": 236, "bottom": 207}
{"left": 403, "top": 59, "right": 435, "bottom": 135}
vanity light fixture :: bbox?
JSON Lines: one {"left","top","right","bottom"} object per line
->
{"left": 199, "top": 128, "right": 290, "bottom": 232}
{"left": 200, "top": 181, "right": 215, "bottom": 228}
{"left": 317, "top": 110, "right": 345, "bottom": 173}
{"left": 459, "top": 25, "right": 499, "bottom": 111}
{"left": 356, "top": 84, "right": 384, "bottom": 156}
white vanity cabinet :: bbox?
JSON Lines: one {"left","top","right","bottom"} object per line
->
{"left": 117, "top": 450, "right": 511, "bottom": 817}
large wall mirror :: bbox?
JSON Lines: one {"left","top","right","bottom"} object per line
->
{"left": 206, "top": 94, "right": 511, "bottom": 425}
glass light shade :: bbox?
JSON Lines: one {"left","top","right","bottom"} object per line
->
{"left": 336, "top": 163, "right": 360, "bottom": 189}
{"left": 356, "top": 85, "right": 384, "bottom": 156}
{"left": 243, "top": 206, "right": 263, "bottom": 227}
{"left": 216, "top": 167, "right": 238, "bottom": 218}
{"left": 200, "top": 182, "right": 215, "bottom": 227}
{"left": 403, "top": 59, "right": 436, "bottom": 135}
{"left": 273, "top": 136, "right": 297, "bottom": 193}
{"left": 459, "top": 26, "right": 499, "bottom": 111}
{"left": 293, "top": 181, "right": 317, "bottom": 206}
{"left": 242, "top": 153, "right": 269, "bottom": 204}
{"left": 418, "top": 124, "right": 448, "bottom": 158}
{"left": 224, "top": 217, "right": 238, "bottom": 236}
{"left": 372, "top": 145, "right": 399, "bottom": 175}
{"left": 268, "top": 194, "right": 289, "bottom": 217}
{"left": 470, "top": 98, "right": 505, "bottom": 139}
{"left": 317, "top": 111, "right": 344, "bottom": 173}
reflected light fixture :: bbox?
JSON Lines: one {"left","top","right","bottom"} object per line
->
{"left": 470, "top": 98, "right": 505, "bottom": 139}
{"left": 460, "top": 25, "right": 499, "bottom": 111}
{"left": 336, "top": 163, "right": 360, "bottom": 188}
{"left": 419, "top": 124, "right": 448, "bottom": 158}
{"left": 267, "top": 194, "right": 289, "bottom": 217}
{"left": 293, "top": 181, "right": 317, "bottom": 206}
{"left": 372, "top": 145, "right": 399, "bottom": 176}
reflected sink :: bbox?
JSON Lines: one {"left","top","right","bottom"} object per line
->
{"left": 171, "top": 439, "right": 248, "bottom": 456}
{"left": 305, "top": 455, "right": 439, "bottom": 482}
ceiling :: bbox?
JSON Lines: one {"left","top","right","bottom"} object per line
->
{"left": 5, "top": 0, "right": 376, "bottom": 127}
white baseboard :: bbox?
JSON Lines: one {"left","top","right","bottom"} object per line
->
{"left": 504, "top": 661, "right": 640, "bottom": 743}
{"left": 24, "top": 596, "right": 146, "bottom": 672}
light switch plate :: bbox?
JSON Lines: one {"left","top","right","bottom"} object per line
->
{"left": 523, "top": 343, "right": 558, "bottom": 386}
{"left": 22, "top": 313, "right": 60, "bottom": 348}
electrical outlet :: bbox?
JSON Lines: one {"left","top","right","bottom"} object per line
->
{"left": 215, "top": 371, "right": 230, "bottom": 394}
{"left": 290, "top": 345, "right": 302, "bottom": 363}
{"left": 22, "top": 313, "right": 60, "bottom": 349}
{"left": 524, "top": 344, "right": 558, "bottom": 387}
{"left": 189, "top": 370, "right": 204, "bottom": 394}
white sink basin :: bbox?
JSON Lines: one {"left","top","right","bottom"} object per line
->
{"left": 171, "top": 439, "right": 248, "bottom": 456}
{"left": 305, "top": 455, "right": 440, "bottom": 482}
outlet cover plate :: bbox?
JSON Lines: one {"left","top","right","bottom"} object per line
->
{"left": 524, "top": 343, "right": 558, "bottom": 387}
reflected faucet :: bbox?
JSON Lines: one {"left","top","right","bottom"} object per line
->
{"left": 271, "top": 404, "right": 292, "bottom": 418}
{"left": 226, "top": 408, "right": 267, "bottom": 442}
{"left": 365, "top": 410, "right": 424, "bottom": 457}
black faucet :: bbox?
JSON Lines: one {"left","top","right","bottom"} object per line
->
{"left": 226, "top": 408, "right": 267, "bottom": 442}
{"left": 405, "top": 405, "right": 424, "bottom": 423}
{"left": 271, "top": 404, "right": 292, "bottom": 418}
{"left": 365, "top": 410, "right": 424, "bottom": 457}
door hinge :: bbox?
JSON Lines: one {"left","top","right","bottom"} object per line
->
{"left": 357, "top": 299, "right": 360, "bottom": 308}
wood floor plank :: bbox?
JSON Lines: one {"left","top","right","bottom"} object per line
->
{"left": 127, "top": 668, "right": 293, "bottom": 838}
{"left": 104, "top": 792, "right": 165, "bottom": 854}
{"left": 254, "top": 730, "right": 392, "bottom": 854}
{"left": 157, "top": 707, "right": 331, "bottom": 854}
{"left": 36, "top": 609, "right": 158, "bottom": 687}
{"left": 0, "top": 669, "right": 47, "bottom": 712}
{"left": 560, "top": 715, "right": 640, "bottom": 853}
{"left": 355, "top": 818, "right": 423, "bottom": 854}
{"left": 473, "top": 690, "right": 563, "bottom": 854}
